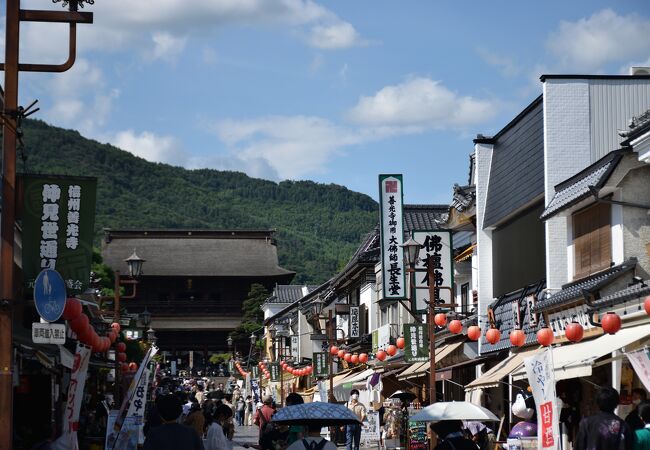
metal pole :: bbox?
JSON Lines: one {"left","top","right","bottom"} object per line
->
{"left": 328, "top": 310, "right": 334, "bottom": 402}
{"left": 279, "top": 338, "right": 283, "bottom": 407}
{"left": 427, "top": 256, "right": 436, "bottom": 405}
{"left": 0, "top": 1, "right": 20, "bottom": 447}
{"left": 114, "top": 270, "right": 121, "bottom": 403}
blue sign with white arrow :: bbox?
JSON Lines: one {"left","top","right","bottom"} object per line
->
{"left": 34, "top": 269, "right": 67, "bottom": 322}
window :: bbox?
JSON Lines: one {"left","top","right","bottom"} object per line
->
{"left": 461, "top": 283, "right": 470, "bottom": 313}
{"left": 573, "top": 202, "right": 611, "bottom": 280}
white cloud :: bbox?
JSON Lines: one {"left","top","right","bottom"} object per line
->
{"left": 307, "top": 23, "right": 364, "bottom": 49}
{"left": 346, "top": 77, "right": 497, "bottom": 129}
{"left": 476, "top": 48, "right": 521, "bottom": 77}
{"left": 112, "top": 130, "right": 188, "bottom": 167}
{"left": 209, "top": 115, "right": 367, "bottom": 179}
{"left": 339, "top": 63, "right": 349, "bottom": 80}
{"left": 150, "top": 32, "right": 188, "bottom": 62}
{"left": 546, "top": 9, "right": 650, "bottom": 71}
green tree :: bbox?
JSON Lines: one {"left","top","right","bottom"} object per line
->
{"left": 230, "top": 283, "right": 269, "bottom": 348}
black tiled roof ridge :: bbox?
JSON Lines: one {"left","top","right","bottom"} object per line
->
{"left": 473, "top": 95, "right": 543, "bottom": 144}
{"left": 405, "top": 203, "right": 450, "bottom": 210}
{"left": 552, "top": 148, "right": 629, "bottom": 192}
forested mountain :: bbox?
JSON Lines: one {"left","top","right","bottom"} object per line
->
{"left": 20, "top": 119, "right": 379, "bottom": 284}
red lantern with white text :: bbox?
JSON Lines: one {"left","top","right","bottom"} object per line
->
{"left": 601, "top": 312, "right": 621, "bottom": 335}
{"left": 509, "top": 329, "right": 526, "bottom": 347}
{"left": 537, "top": 327, "right": 554, "bottom": 346}
{"left": 467, "top": 325, "right": 481, "bottom": 341}
{"left": 448, "top": 320, "right": 462, "bottom": 334}
{"left": 486, "top": 328, "right": 501, "bottom": 345}
{"left": 434, "top": 313, "right": 447, "bottom": 327}
{"left": 396, "top": 337, "right": 405, "bottom": 349}
{"left": 565, "top": 322, "right": 584, "bottom": 343}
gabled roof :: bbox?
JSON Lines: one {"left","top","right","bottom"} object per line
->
{"left": 102, "top": 229, "right": 295, "bottom": 278}
{"left": 620, "top": 109, "right": 650, "bottom": 145}
{"left": 540, "top": 149, "right": 629, "bottom": 220}
{"left": 265, "top": 285, "right": 320, "bottom": 304}
{"left": 481, "top": 280, "right": 546, "bottom": 354}
{"left": 264, "top": 279, "right": 332, "bottom": 325}
{"left": 533, "top": 259, "right": 637, "bottom": 313}
{"left": 592, "top": 280, "right": 650, "bottom": 309}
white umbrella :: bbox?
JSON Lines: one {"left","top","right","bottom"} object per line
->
{"left": 409, "top": 401, "right": 499, "bottom": 422}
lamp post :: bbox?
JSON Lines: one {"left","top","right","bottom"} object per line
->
{"left": 400, "top": 238, "right": 453, "bottom": 405}
{"left": 0, "top": 3, "right": 94, "bottom": 447}
{"left": 309, "top": 298, "right": 332, "bottom": 402}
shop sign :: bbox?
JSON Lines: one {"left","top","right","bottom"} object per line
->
{"left": 21, "top": 175, "right": 97, "bottom": 295}
{"left": 527, "top": 295, "right": 538, "bottom": 327}
{"left": 372, "top": 329, "right": 378, "bottom": 352}
{"left": 251, "top": 366, "right": 260, "bottom": 379}
{"left": 56, "top": 342, "right": 91, "bottom": 449}
{"left": 291, "top": 335, "right": 299, "bottom": 358}
{"left": 32, "top": 322, "right": 66, "bottom": 344}
{"left": 524, "top": 348, "right": 560, "bottom": 450}
{"left": 378, "top": 174, "right": 406, "bottom": 300}
{"left": 33, "top": 269, "right": 67, "bottom": 322}
{"left": 269, "top": 363, "right": 280, "bottom": 382}
{"left": 313, "top": 352, "right": 329, "bottom": 377}
{"left": 626, "top": 349, "right": 650, "bottom": 393}
{"left": 412, "top": 230, "right": 453, "bottom": 312}
{"left": 361, "top": 411, "right": 381, "bottom": 442}
{"left": 404, "top": 323, "right": 428, "bottom": 362}
{"left": 376, "top": 323, "right": 391, "bottom": 351}
{"left": 350, "top": 306, "right": 360, "bottom": 338}
{"left": 228, "top": 360, "right": 234, "bottom": 373}
{"left": 547, "top": 305, "right": 594, "bottom": 337}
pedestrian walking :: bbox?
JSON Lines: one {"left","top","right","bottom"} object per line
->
{"left": 634, "top": 401, "right": 650, "bottom": 449}
{"left": 285, "top": 393, "right": 307, "bottom": 446}
{"left": 237, "top": 396, "right": 246, "bottom": 426}
{"left": 185, "top": 402, "right": 206, "bottom": 439}
{"left": 205, "top": 404, "right": 235, "bottom": 450}
{"left": 285, "top": 423, "right": 337, "bottom": 450}
{"left": 143, "top": 394, "right": 205, "bottom": 450}
{"left": 344, "top": 389, "right": 366, "bottom": 450}
{"left": 430, "top": 421, "right": 477, "bottom": 450}
{"left": 627, "top": 389, "right": 648, "bottom": 431}
{"left": 575, "top": 386, "right": 634, "bottom": 450}
{"left": 245, "top": 395, "right": 254, "bottom": 426}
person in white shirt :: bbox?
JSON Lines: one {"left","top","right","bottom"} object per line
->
{"left": 205, "top": 404, "right": 234, "bottom": 450}
{"left": 285, "top": 424, "right": 337, "bottom": 450}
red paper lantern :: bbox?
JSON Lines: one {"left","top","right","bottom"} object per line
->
{"left": 337, "top": 350, "right": 345, "bottom": 359}
{"left": 108, "top": 331, "right": 117, "bottom": 343}
{"left": 69, "top": 314, "right": 89, "bottom": 333}
{"left": 601, "top": 312, "right": 621, "bottom": 335}
{"left": 103, "top": 337, "right": 112, "bottom": 352}
{"left": 467, "top": 325, "right": 481, "bottom": 341}
{"left": 77, "top": 325, "right": 94, "bottom": 345}
{"left": 396, "top": 337, "right": 406, "bottom": 349}
{"left": 62, "top": 298, "right": 83, "bottom": 321}
{"left": 344, "top": 353, "right": 352, "bottom": 362}
{"left": 565, "top": 322, "right": 584, "bottom": 343}
{"left": 117, "top": 352, "right": 127, "bottom": 362}
{"left": 306, "top": 366, "right": 313, "bottom": 374}
{"left": 509, "top": 329, "right": 526, "bottom": 347}
{"left": 645, "top": 296, "right": 650, "bottom": 316}
{"left": 120, "top": 363, "right": 129, "bottom": 373}
{"left": 116, "top": 342, "right": 127, "bottom": 353}
{"left": 434, "top": 313, "right": 448, "bottom": 327}
{"left": 486, "top": 328, "right": 501, "bottom": 345}
{"left": 359, "top": 353, "right": 369, "bottom": 364}
{"left": 448, "top": 320, "right": 463, "bottom": 334}
{"left": 386, "top": 344, "right": 397, "bottom": 356}
{"left": 375, "top": 350, "right": 387, "bottom": 361}
{"left": 129, "top": 362, "right": 138, "bottom": 371}
{"left": 265, "top": 373, "right": 270, "bottom": 379}
{"left": 330, "top": 345, "right": 339, "bottom": 355}
{"left": 111, "top": 322, "right": 121, "bottom": 333}
{"left": 351, "top": 354, "right": 359, "bottom": 364}
{"left": 537, "top": 327, "right": 554, "bottom": 346}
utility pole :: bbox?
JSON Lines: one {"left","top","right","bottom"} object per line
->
{"left": 0, "top": 2, "right": 93, "bottom": 448}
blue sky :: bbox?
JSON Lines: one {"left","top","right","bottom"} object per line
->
{"left": 10, "top": 0, "right": 650, "bottom": 203}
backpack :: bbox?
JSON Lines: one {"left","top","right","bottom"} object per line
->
{"left": 258, "top": 410, "right": 287, "bottom": 450}
{"left": 302, "top": 438, "right": 328, "bottom": 450}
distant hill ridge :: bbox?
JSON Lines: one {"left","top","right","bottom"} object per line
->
{"left": 20, "top": 119, "right": 379, "bottom": 284}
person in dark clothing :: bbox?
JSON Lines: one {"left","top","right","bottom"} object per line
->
{"left": 143, "top": 394, "right": 205, "bottom": 450}
{"left": 626, "top": 388, "right": 648, "bottom": 431}
{"left": 430, "top": 421, "right": 478, "bottom": 450}
{"left": 575, "top": 386, "right": 634, "bottom": 450}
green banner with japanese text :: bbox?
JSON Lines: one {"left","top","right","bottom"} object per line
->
{"left": 269, "top": 363, "right": 280, "bottom": 382}
{"left": 21, "top": 175, "right": 97, "bottom": 295}
{"left": 404, "top": 323, "right": 429, "bottom": 362}
{"left": 313, "top": 352, "right": 329, "bottom": 377}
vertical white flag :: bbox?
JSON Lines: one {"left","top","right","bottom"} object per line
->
{"left": 524, "top": 348, "right": 560, "bottom": 450}
{"left": 626, "top": 349, "right": 650, "bottom": 392}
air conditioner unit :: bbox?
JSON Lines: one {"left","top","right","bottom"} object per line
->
{"left": 630, "top": 66, "right": 650, "bottom": 75}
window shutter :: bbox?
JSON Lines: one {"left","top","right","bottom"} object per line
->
{"left": 573, "top": 203, "right": 611, "bottom": 280}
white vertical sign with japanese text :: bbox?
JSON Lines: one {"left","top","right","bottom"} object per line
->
{"left": 350, "top": 306, "right": 360, "bottom": 338}
{"left": 379, "top": 174, "right": 406, "bottom": 300}
{"left": 524, "top": 349, "right": 560, "bottom": 450}
{"left": 55, "top": 343, "right": 91, "bottom": 450}
{"left": 412, "top": 231, "right": 453, "bottom": 312}
{"left": 626, "top": 349, "right": 650, "bottom": 392}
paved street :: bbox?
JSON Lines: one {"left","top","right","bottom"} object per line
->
{"left": 232, "top": 424, "right": 260, "bottom": 450}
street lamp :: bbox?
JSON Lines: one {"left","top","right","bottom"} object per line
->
{"left": 146, "top": 327, "right": 157, "bottom": 346}
{"left": 140, "top": 307, "right": 151, "bottom": 328}
{"left": 125, "top": 249, "right": 146, "bottom": 279}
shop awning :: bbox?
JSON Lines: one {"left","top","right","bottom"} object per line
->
{"left": 512, "top": 323, "right": 650, "bottom": 382}
{"left": 330, "top": 369, "right": 354, "bottom": 388}
{"left": 337, "top": 368, "right": 375, "bottom": 388}
{"left": 465, "top": 347, "right": 541, "bottom": 390}
{"left": 397, "top": 341, "right": 465, "bottom": 380}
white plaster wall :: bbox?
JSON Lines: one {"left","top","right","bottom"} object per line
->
{"left": 474, "top": 143, "right": 494, "bottom": 354}
{"left": 360, "top": 282, "right": 377, "bottom": 332}
{"left": 543, "top": 80, "right": 591, "bottom": 292}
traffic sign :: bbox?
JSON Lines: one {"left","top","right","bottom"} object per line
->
{"left": 32, "top": 322, "right": 66, "bottom": 344}
{"left": 34, "top": 269, "right": 67, "bottom": 322}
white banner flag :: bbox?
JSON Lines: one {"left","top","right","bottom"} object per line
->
{"left": 53, "top": 343, "right": 91, "bottom": 450}
{"left": 626, "top": 349, "right": 650, "bottom": 392}
{"left": 524, "top": 348, "right": 560, "bottom": 450}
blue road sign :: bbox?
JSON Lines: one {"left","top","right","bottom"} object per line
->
{"left": 34, "top": 269, "right": 67, "bottom": 322}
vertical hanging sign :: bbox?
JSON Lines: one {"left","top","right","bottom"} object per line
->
{"left": 350, "top": 306, "right": 360, "bottom": 338}
{"left": 21, "top": 175, "right": 97, "bottom": 294}
{"left": 524, "top": 349, "right": 560, "bottom": 450}
{"left": 269, "top": 363, "right": 280, "bottom": 382}
{"left": 379, "top": 174, "right": 406, "bottom": 300}
{"left": 412, "top": 231, "right": 453, "bottom": 313}
{"left": 403, "top": 323, "right": 428, "bottom": 362}
{"left": 313, "top": 352, "right": 329, "bottom": 377}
